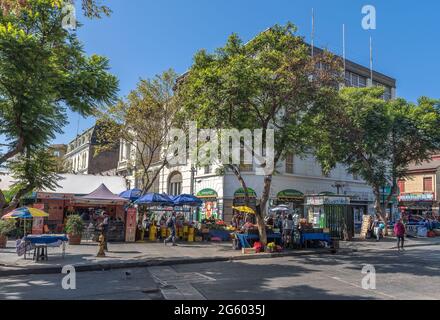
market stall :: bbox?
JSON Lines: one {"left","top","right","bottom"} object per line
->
{"left": 304, "top": 194, "right": 353, "bottom": 242}
{"left": 231, "top": 206, "right": 283, "bottom": 252}
{"left": 275, "top": 190, "right": 305, "bottom": 216}
{"left": 72, "top": 184, "right": 129, "bottom": 242}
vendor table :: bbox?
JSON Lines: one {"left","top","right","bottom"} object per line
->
{"left": 23, "top": 235, "right": 68, "bottom": 261}
{"left": 300, "top": 233, "right": 332, "bottom": 248}
{"left": 235, "top": 233, "right": 282, "bottom": 249}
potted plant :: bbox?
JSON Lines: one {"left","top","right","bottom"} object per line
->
{"left": 0, "top": 220, "right": 16, "bottom": 248}
{"left": 65, "top": 215, "right": 84, "bottom": 245}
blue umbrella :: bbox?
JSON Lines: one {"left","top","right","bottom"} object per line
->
{"left": 172, "top": 194, "right": 203, "bottom": 207}
{"left": 135, "top": 193, "right": 173, "bottom": 205}
{"left": 119, "top": 189, "right": 143, "bottom": 201}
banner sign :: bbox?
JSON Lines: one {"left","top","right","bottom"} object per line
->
{"left": 125, "top": 208, "right": 137, "bottom": 242}
{"left": 32, "top": 217, "right": 44, "bottom": 235}
{"left": 306, "top": 196, "right": 351, "bottom": 206}
{"left": 399, "top": 193, "right": 434, "bottom": 202}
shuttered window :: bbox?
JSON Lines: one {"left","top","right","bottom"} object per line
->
{"left": 424, "top": 177, "right": 433, "bottom": 192}
{"left": 398, "top": 180, "right": 405, "bottom": 193}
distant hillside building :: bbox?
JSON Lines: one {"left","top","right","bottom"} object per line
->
{"left": 64, "top": 126, "right": 120, "bottom": 175}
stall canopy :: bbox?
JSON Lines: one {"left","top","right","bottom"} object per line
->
{"left": 136, "top": 193, "right": 173, "bottom": 206}
{"left": 172, "top": 194, "right": 203, "bottom": 206}
{"left": 75, "top": 184, "right": 128, "bottom": 204}
{"left": 119, "top": 189, "right": 143, "bottom": 201}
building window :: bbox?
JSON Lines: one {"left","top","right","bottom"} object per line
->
{"left": 168, "top": 172, "right": 183, "bottom": 196}
{"left": 398, "top": 180, "right": 405, "bottom": 193}
{"left": 204, "top": 165, "right": 211, "bottom": 174}
{"left": 285, "top": 153, "right": 294, "bottom": 174}
{"left": 424, "top": 177, "right": 433, "bottom": 192}
{"left": 353, "top": 172, "right": 359, "bottom": 180}
{"left": 345, "top": 71, "right": 367, "bottom": 88}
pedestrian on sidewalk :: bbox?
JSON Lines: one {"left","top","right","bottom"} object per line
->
{"left": 99, "top": 211, "right": 110, "bottom": 252}
{"left": 164, "top": 212, "right": 177, "bottom": 246}
{"left": 282, "top": 214, "right": 294, "bottom": 248}
{"left": 394, "top": 219, "right": 406, "bottom": 252}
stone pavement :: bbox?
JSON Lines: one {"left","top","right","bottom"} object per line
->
{"left": 0, "top": 237, "right": 437, "bottom": 277}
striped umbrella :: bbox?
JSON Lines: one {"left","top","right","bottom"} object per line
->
{"left": 2, "top": 207, "right": 49, "bottom": 236}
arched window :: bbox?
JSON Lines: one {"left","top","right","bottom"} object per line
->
{"left": 168, "top": 172, "right": 182, "bottom": 196}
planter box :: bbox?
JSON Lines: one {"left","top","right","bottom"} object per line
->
{"left": 68, "top": 234, "right": 82, "bottom": 245}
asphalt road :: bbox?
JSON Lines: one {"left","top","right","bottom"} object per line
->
{"left": 1, "top": 240, "right": 439, "bottom": 300}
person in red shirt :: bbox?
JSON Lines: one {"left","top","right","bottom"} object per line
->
{"left": 394, "top": 219, "right": 406, "bottom": 252}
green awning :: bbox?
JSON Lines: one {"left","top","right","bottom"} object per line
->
{"left": 234, "top": 187, "right": 257, "bottom": 198}
{"left": 197, "top": 188, "right": 218, "bottom": 198}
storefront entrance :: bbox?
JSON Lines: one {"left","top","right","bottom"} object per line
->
{"left": 197, "top": 188, "right": 220, "bottom": 221}
{"left": 275, "top": 189, "right": 305, "bottom": 216}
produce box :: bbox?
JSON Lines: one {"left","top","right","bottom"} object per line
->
{"left": 242, "top": 248, "right": 256, "bottom": 255}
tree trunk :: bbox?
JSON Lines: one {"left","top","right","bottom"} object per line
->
{"left": 0, "top": 190, "right": 7, "bottom": 217}
{"left": 373, "top": 186, "right": 389, "bottom": 236}
{"left": 256, "top": 175, "right": 272, "bottom": 245}
{"left": 230, "top": 165, "right": 250, "bottom": 207}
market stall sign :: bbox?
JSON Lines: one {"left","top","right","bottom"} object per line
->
{"left": 197, "top": 188, "right": 218, "bottom": 198}
{"left": 234, "top": 188, "right": 257, "bottom": 198}
{"left": 399, "top": 193, "right": 434, "bottom": 202}
{"left": 306, "top": 196, "right": 351, "bottom": 206}
{"left": 277, "top": 189, "right": 304, "bottom": 200}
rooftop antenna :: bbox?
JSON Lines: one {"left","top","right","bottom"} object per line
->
{"left": 342, "top": 24, "right": 346, "bottom": 72}
{"left": 369, "top": 36, "right": 374, "bottom": 84}
{"left": 311, "top": 8, "right": 315, "bottom": 57}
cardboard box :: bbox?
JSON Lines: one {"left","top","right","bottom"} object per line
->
{"left": 242, "top": 248, "right": 256, "bottom": 255}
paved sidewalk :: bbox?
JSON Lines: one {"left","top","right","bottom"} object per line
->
{"left": 0, "top": 240, "right": 340, "bottom": 276}
{"left": 1, "top": 237, "right": 437, "bottom": 276}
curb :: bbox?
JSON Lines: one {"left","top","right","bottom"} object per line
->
{"left": 0, "top": 248, "right": 354, "bottom": 277}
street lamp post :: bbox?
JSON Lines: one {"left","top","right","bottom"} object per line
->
{"left": 190, "top": 166, "right": 196, "bottom": 195}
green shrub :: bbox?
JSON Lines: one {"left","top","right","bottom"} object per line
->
{"left": 65, "top": 215, "right": 84, "bottom": 236}
{"left": 0, "top": 220, "right": 16, "bottom": 236}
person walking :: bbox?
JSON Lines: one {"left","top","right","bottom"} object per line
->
{"left": 100, "top": 211, "right": 110, "bottom": 252}
{"left": 164, "top": 212, "right": 177, "bottom": 246}
{"left": 283, "top": 214, "right": 294, "bottom": 248}
{"left": 394, "top": 219, "right": 406, "bottom": 252}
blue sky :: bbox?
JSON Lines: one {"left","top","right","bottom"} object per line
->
{"left": 56, "top": 0, "right": 440, "bottom": 144}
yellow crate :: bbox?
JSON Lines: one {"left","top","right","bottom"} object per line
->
{"left": 188, "top": 234, "right": 194, "bottom": 242}
{"left": 149, "top": 225, "right": 157, "bottom": 241}
{"left": 160, "top": 227, "right": 167, "bottom": 238}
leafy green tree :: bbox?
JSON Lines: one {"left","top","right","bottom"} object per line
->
{"left": 178, "top": 23, "right": 341, "bottom": 244}
{"left": 0, "top": 0, "right": 118, "bottom": 213}
{"left": 313, "top": 87, "right": 440, "bottom": 232}
{"left": 0, "top": 0, "right": 111, "bottom": 18}
{"left": 96, "top": 70, "right": 180, "bottom": 194}
{"left": 0, "top": 148, "right": 61, "bottom": 212}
